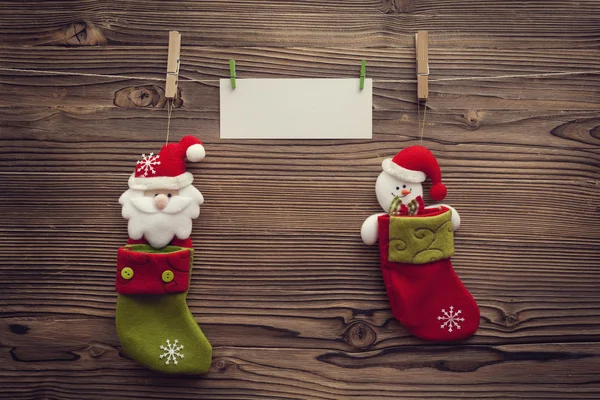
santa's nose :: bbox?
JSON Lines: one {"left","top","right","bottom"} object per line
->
{"left": 401, "top": 189, "right": 411, "bottom": 195}
{"left": 154, "top": 194, "right": 169, "bottom": 210}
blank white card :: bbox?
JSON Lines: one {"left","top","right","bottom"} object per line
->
{"left": 220, "top": 78, "right": 372, "bottom": 139}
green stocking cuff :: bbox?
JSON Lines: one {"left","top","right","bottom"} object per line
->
{"left": 388, "top": 208, "right": 455, "bottom": 264}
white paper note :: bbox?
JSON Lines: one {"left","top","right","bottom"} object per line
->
{"left": 220, "top": 78, "right": 372, "bottom": 139}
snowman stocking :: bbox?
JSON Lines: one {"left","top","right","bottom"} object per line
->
{"left": 378, "top": 209, "right": 479, "bottom": 341}
{"left": 115, "top": 136, "right": 212, "bottom": 374}
{"left": 362, "top": 146, "right": 480, "bottom": 341}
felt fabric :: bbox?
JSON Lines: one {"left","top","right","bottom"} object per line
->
{"left": 116, "top": 245, "right": 212, "bottom": 374}
{"left": 128, "top": 135, "right": 204, "bottom": 190}
{"left": 116, "top": 245, "right": 191, "bottom": 295}
{"left": 120, "top": 184, "right": 203, "bottom": 249}
{"left": 127, "top": 237, "right": 193, "bottom": 248}
{"left": 387, "top": 206, "right": 454, "bottom": 263}
{"left": 377, "top": 208, "right": 479, "bottom": 341}
{"left": 382, "top": 146, "right": 447, "bottom": 201}
{"left": 390, "top": 195, "right": 425, "bottom": 216}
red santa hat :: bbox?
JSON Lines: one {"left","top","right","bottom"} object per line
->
{"left": 128, "top": 135, "right": 205, "bottom": 190}
{"left": 381, "top": 145, "right": 447, "bottom": 201}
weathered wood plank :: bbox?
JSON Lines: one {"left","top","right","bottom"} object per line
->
{"left": 0, "top": 48, "right": 598, "bottom": 184}
{"left": 0, "top": 1, "right": 599, "bottom": 48}
{"left": 1, "top": 117, "right": 598, "bottom": 181}
{"left": 1, "top": 47, "right": 599, "bottom": 114}
{"left": 2, "top": 0, "right": 599, "bottom": 15}
{"left": 0, "top": 175, "right": 599, "bottom": 238}
{"left": 2, "top": 338, "right": 600, "bottom": 399}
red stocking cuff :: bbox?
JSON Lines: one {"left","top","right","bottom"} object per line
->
{"left": 116, "top": 246, "right": 192, "bottom": 295}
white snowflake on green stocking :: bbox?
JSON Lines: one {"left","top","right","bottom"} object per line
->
{"left": 159, "top": 338, "right": 184, "bottom": 365}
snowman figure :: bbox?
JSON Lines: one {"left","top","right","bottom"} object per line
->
{"left": 360, "top": 146, "right": 480, "bottom": 342}
{"left": 361, "top": 146, "right": 460, "bottom": 245}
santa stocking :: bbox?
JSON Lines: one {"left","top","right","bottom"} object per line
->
{"left": 115, "top": 245, "right": 211, "bottom": 373}
{"left": 116, "top": 136, "right": 212, "bottom": 373}
{"left": 377, "top": 207, "right": 480, "bottom": 341}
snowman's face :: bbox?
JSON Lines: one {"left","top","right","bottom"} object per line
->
{"left": 375, "top": 171, "right": 424, "bottom": 212}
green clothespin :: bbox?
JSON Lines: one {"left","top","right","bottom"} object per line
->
{"left": 229, "top": 59, "right": 236, "bottom": 89}
{"left": 359, "top": 60, "right": 366, "bottom": 90}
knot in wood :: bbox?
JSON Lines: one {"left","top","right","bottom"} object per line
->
{"left": 215, "top": 358, "right": 237, "bottom": 372}
{"left": 381, "top": 0, "right": 415, "bottom": 13}
{"left": 462, "top": 109, "right": 483, "bottom": 130}
{"left": 88, "top": 343, "right": 110, "bottom": 358}
{"left": 131, "top": 87, "right": 158, "bottom": 107}
{"left": 343, "top": 321, "right": 377, "bottom": 349}
{"left": 9, "top": 324, "right": 30, "bottom": 335}
{"left": 505, "top": 313, "right": 519, "bottom": 326}
{"left": 56, "top": 22, "right": 107, "bottom": 46}
{"left": 114, "top": 85, "right": 183, "bottom": 108}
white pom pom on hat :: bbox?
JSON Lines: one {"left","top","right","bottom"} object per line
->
{"left": 186, "top": 143, "right": 205, "bottom": 162}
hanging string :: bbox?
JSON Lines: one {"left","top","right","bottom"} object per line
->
{"left": 419, "top": 100, "right": 428, "bottom": 146}
{"left": 165, "top": 99, "right": 173, "bottom": 145}
{"left": 1, "top": 66, "right": 598, "bottom": 84}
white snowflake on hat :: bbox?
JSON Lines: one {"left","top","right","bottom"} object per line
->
{"left": 128, "top": 135, "right": 206, "bottom": 191}
{"left": 361, "top": 146, "right": 460, "bottom": 246}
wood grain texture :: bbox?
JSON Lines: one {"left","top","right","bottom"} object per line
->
{"left": 1, "top": 0, "right": 600, "bottom": 399}
{"left": 0, "top": 1, "right": 599, "bottom": 48}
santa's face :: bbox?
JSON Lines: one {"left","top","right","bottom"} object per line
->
{"left": 119, "top": 185, "right": 204, "bottom": 248}
{"left": 375, "top": 171, "right": 423, "bottom": 213}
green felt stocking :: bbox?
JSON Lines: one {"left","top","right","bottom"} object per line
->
{"left": 115, "top": 245, "right": 212, "bottom": 374}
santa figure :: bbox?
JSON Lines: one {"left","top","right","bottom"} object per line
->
{"left": 119, "top": 135, "right": 206, "bottom": 248}
{"left": 114, "top": 135, "right": 213, "bottom": 374}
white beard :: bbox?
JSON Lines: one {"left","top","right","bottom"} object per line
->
{"left": 119, "top": 185, "right": 203, "bottom": 248}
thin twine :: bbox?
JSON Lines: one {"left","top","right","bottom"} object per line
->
{"left": 4, "top": 66, "right": 596, "bottom": 147}
{"left": 1, "top": 66, "right": 598, "bottom": 83}
{"left": 165, "top": 99, "right": 173, "bottom": 145}
{"left": 417, "top": 100, "right": 421, "bottom": 134}
{"left": 420, "top": 100, "right": 428, "bottom": 146}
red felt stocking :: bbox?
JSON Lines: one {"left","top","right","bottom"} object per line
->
{"left": 377, "top": 208, "right": 480, "bottom": 341}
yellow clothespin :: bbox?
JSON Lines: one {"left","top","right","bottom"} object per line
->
{"left": 165, "top": 31, "right": 181, "bottom": 99}
{"left": 415, "top": 31, "right": 429, "bottom": 102}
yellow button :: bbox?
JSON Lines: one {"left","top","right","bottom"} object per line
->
{"left": 162, "top": 270, "right": 174, "bottom": 283}
{"left": 121, "top": 267, "right": 134, "bottom": 280}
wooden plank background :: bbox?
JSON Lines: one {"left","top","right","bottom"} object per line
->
{"left": 1, "top": 1, "right": 599, "bottom": 399}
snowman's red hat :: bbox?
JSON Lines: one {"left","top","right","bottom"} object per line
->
{"left": 128, "top": 135, "right": 205, "bottom": 191}
{"left": 381, "top": 146, "right": 447, "bottom": 201}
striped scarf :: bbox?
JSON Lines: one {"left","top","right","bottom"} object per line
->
{"left": 389, "top": 195, "right": 425, "bottom": 216}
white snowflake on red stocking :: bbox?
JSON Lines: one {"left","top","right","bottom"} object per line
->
{"left": 437, "top": 306, "right": 465, "bottom": 333}
{"left": 136, "top": 152, "right": 161, "bottom": 176}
